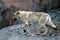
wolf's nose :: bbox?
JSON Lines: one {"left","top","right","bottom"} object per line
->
{"left": 14, "top": 18, "right": 17, "bottom": 21}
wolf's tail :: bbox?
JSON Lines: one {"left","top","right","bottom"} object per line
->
{"left": 47, "top": 15, "right": 56, "bottom": 28}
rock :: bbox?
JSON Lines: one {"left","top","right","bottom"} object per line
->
{"left": 0, "top": 24, "right": 60, "bottom": 40}
{"left": 0, "top": 24, "right": 25, "bottom": 35}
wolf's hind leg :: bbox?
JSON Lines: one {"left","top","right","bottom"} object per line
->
{"left": 39, "top": 16, "right": 48, "bottom": 35}
{"left": 41, "top": 26, "right": 48, "bottom": 35}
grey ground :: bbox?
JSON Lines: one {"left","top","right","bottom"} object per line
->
{"left": 0, "top": 24, "right": 60, "bottom": 40}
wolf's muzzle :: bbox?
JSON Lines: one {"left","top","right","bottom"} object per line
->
{"left": 14, "top": 18, "right": 17, "bottom": 21}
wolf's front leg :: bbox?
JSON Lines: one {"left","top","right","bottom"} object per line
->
{"left": 23, "top": 20, "right": 29, "bottom": 27}
{"left": 23, "top": 20, "right": 29, "bottom": 34}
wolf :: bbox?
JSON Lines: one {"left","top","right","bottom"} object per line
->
{"left": 13, "top": 10, "right": 56, "bottom": 36}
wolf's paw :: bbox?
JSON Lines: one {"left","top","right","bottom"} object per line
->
{"left": 40, "top": 32, "right": 47, "bottom": 36}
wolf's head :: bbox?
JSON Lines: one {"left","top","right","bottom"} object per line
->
{"left": 13, "top": 11, "right": 22, "bottom": 21}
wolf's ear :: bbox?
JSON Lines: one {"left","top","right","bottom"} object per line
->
{"left": 16, "top": 11, "right": 20, "bottom": 15}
